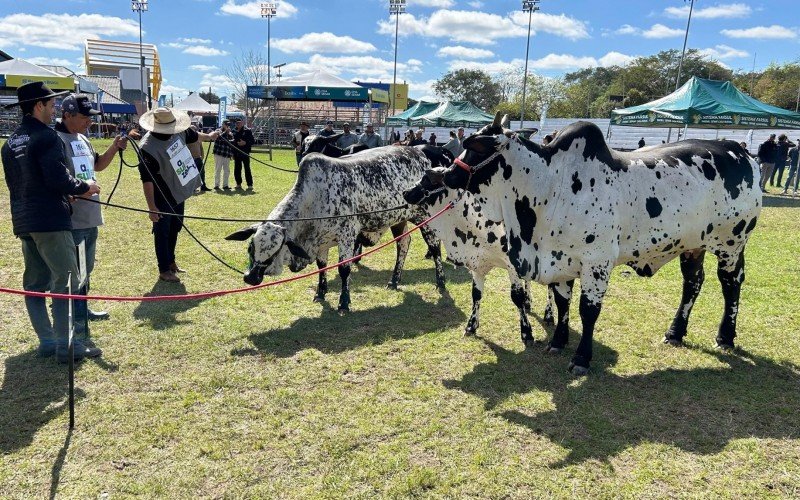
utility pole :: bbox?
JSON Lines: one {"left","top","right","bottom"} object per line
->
{"left": 261, "top": 3, "right": 277, "bottom": 84}
{"left": 389, "top": 0, "right": 406, "bottom": 141}
{"left": 131, "top": 0, "right": 149, "bottom": 110}
{"left": 519, "top": 0, "right": 540, "bottom": 129}
{"left": 667, "top": 0, "right": 694, "bottom": 143}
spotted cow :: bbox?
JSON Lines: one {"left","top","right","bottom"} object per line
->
{"left": 226, "top": 146, "right": 448, "bottom": 311}
{"left": 403, "top": 168, "right": 565, "bottom": 346}
{"left": 439, "top": 115, "right": 761, "bottom": 375}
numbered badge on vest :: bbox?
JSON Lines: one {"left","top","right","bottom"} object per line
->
{"left": 71, "top": 156, "right": 95, "bottom": 182}
{"left": 168, "top": 138, "right": 199, "bottom": 186}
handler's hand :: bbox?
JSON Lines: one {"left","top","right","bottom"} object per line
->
{"left": 114, "top": 135, "right": 129, "bottom": 151}
{"left": 148, "top": 211, "right": 161, "bottom": 223}
{"left": 85, "top": 180, "right": 101, "bottom": 196}
{"left": 237, "top": 139, "right": 246, "bottom": 146}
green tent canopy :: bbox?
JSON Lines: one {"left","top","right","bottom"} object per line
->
{"left": 387, "top": 100, "right": 494, "bottom": 128}
{"left": 611, "top": 77, "right": 800, "bottom": 129}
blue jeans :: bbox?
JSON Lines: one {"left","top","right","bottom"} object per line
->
{"left": 20, "top": 231, "right": 82, "bottom": 348}
{"left": 71, "top": 227, "right": 98, "bottom": 329}
{"left": 784, "top": 163, "right": 800, "bottom": 192}
{"left": 152, "top": 199, "right": 184, "bottom": 272}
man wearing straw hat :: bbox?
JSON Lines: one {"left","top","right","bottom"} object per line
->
{"left": 134, "top": 107, "right": 219, "bottom": 283}
{"left": 1, "top": 82, "right": 103, "bottom": 362}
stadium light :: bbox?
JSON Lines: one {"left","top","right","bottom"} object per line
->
{"left": 274, "top": 62, "right": 286, "bottom": 82}
{"left": 667, "top": 0, "right": 694, "bottom": 142}
{"left": 389, "top": 0, "right": 406, "bottom": 140}
{"left": 131, "top": 0, "right": 150, "bottom": 109}
{"left": 261, "top": 3, "right": 278, "bottom": 85}
{"left": 519, "top": 0, "right": 540, "bottom": 130}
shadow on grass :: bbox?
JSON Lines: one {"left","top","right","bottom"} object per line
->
{"left": 49, "top": 428, "right": 71, "bottom": 500}
{"left": 237, "top": 289, "right": 467, "bottom": 359}
{"left": 132, "top": 280, "right": 207, "bottom": 330}
{"left": 0, "top": 351, "right": 84, "bottom": 454}
{"left": 762, "top": 193, "right": 800, "bottom": 207}
{"left": 346, "top": 262, "right": 472, "bottom": 288}
{"left": 445, "top": 338, "right": 800, "bottom": 466}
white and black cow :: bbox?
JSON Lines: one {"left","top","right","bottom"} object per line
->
{"left": 226, "top": 145, "right": 450, "bottom": 311}
{"left": 440, "top": 114, "right": 761, "bottom": 375}
{"left": 403, "top": 168, "right": 565, "bottom": 346}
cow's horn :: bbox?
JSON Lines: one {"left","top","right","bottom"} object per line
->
{"left": 500, "top": 114, "right": 509, "bottom": 127}
{"left": 492, "top": 111, "right": 502, "bottom": 127}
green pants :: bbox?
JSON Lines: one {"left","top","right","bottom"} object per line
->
{"left": 20, "top": 231, "right": 82, "bottom": 347}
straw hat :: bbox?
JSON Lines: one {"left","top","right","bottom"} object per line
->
{"left": 139, "top": 107, "right": 191, "bottom": 134}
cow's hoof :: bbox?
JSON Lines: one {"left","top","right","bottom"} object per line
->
{"left": 522, "top": 337, "right": 537, "bottom": 348}
{"left": 568, "top": 362, "right": 589, "bottom": 376}
{"left": 663, "top": 336, "right": 683, "bottom": 347}
{"left": 436, "top": 279, "right": 446, "bottom": 290}
{"left": 337, "top": 304, "right": 350, "bottom": 312}
{"left": 386, "top": 282, "right": 399, "bottom": 290}
{"left": 313, "top": 295, "right": 325, "bottom": 303}
{"left": 543, "top": 313, "right": 555, "bottom": 326}
{"left": 424, "top": 250, "right": 433, "bottom": 260}
{"left": 464, "top": 326, "right": 477, "bottom": 337}
{"left": 546, "top": 344, "right": 563, "bottom": 355}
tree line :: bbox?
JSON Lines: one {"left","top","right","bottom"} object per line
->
{"left": 431, "top": 49, "right": 800, "bottom": 120}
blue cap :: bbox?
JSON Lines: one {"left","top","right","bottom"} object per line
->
{"left": 62, "top": 94, "right": 101, "bottom": 116}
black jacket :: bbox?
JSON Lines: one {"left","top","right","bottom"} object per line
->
{"left": 232, "top": 126, "right": 255, "bottom": 157}
{"left": 2, "top": 115, "right": 89, "bottom": 235}
{"left": 757, "top": 140, "right": 777, "bottom": 164}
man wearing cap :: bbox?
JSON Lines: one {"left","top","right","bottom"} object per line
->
{"left": 335, "top": 122, "right": 359, "bottom": 149}
{"left": 212, "top": 120, "right": 235, "bottom": 190}
{"left": 56, "top": 93, "right": 128, "bottom": 339}
{"left": 357, "top": 123, "right": 383, "bottom": 149}
{"left": 232, "top": 118, "right": 255, "bottom": 190}
{"left": 408, "top": 129, "right": 426, "bottom": 147}
{"left": 291, "top": 121, "right": 310, "bottom": 165}
{"left": 135, "top": 107, "right": 219, "bottom": 282}
{"left": 319, "top": 120, "right": 336, "bottom": 137}
{"left": 1, "top": 82, "right": 102, "bottom": 362}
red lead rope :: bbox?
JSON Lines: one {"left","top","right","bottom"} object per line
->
{"left": 0, "top": 201, "right": 455, "bottom": 302}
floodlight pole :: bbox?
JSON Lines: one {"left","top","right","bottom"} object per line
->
{"left": 132, "top": 0, "right": 149, "bottom": 110}
{"left": 389, "top": 0, "right": 406, "bottom": 141}
{"left": 519, "top": 0, "right": 539, "bottom": 130}
{"left": 667, "top": 0, "right": 694, "bottom": 143}
{"left": 261, "top": 3, "right": 277, "bottom": 85}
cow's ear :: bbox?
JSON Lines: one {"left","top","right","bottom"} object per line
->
{"left": 225, "top": 225, "right": 258, "bottom": 241}
{"left": 286, "top": 240, "right": 311, "bottom": 260}
{"left": 463, "top": 135, "right": 499, "bottom": 155}
{"left": 324, "top": 133, "right": 343, "bottom": 144}
{"left": 426, "top": 168, "right": 445, "bottom": 185}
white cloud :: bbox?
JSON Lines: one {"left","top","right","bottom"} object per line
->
{"left": 307, "top": 54, "right": 423, "bottom": 80}
{"left": 437, "top": 45, "right": 494, "bottom": 59}
{"left": 614, "top": 24, "right": 640, "bottom": 35}
{"left": 161, "top": 84, "right": 191, "bottom": 99}
{"left": 698, "top": 44, "right": 748, "bottom": 60}
{"left": 448, "top": 58, "right": 524, "bottom": 75}
{"left": 407, "top": 0, "right": 454, "bottom": 6}
{"left": 219, "top": 0, "right": 298, "bottom": 19}
{"left": 273, "top": 32, "right": 376, "bottom": 54}
{"left": 642, "top": 24, "right": 684, "bottom": 38}
{"left": 529, "top": 53, "right": 597, "bottom": 70}
{"left": 199, "top": 73, "right": 236, "bottom": 94}
{"left": 378, "top": 10, "right": 526, "bottom": 44}
{"left": 189, "top": 64, "right": 219, "bottom": 71}
{"left": 164, "top": 42, "right": 187, "bottom": 49}
{"left": 408, "top": 79, "right": 437, "bottom": 99}
{"left": 183, "top": 46, "right": 230, "bottom": 56}
{"left": 598, "top": 52, "right": 637, "bottom": 67}
{"left": 509, "top": 11, "right": 590, "bottom": 41}
{"left": 664, "top": 2, "right": 750, "bottom": 19}
{"left": 721, "top": 25, "right": 797, "bottom": 39}
{"left": 181, "top": 37, "right": 212, "bottom": 44}
{"left": 0, "top": 13, "right": 139, "bottom": 50}
{"left": 468, "top": 1, "right": 484, "bottom": 8}
{"left": 26, "top": 56, "right": 75, "bottom": 67}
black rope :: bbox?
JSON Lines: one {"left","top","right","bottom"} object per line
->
{"left": 77, "top": 197, "right": 410, "bottom": 223}
{"left": 219, "top": 136, "right": 299, "bottom": 173}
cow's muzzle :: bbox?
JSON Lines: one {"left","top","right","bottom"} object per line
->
{"left": 243, "top": 265, "right": 266, "bottom": 286}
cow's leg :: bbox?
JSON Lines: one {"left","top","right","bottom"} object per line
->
{"left": 542, "top": 285, "right": 555, "bottom": 325}
{"left": 547, "top": 280, "right": 575, "bottom": 354}
{"left": 313, "top": 252, "right": 329, "bottom": 302}
{"left": 510, "top": 275, "right": 535, "bottom": 347}
{"left": 523, "top": 280, "right": 532, "bottom": 315}
{"left": 570, "top": 263, "right": 611, "bottom": 376}
{"left": 420, "top": 225, "right": 445, "bottom": 289}
{"left": 716, "top": 251, "right": 746, "bottom": 350}
{"left": 337, "top": 235, "right": 357, "bottom": 312}
{"left": 664, "top": 249, "right": 706, "bottom": 346}
{"left": 387, "top": 222, "right": 410, "bottom": 290}
{"left": 464, "top": 272, "right": 485, "bottom": 336}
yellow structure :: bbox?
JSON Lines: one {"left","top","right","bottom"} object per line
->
{"left": 389, "top": 83, "right": 409, "bottom": 111}
{"left": 84, "top": 39, "right": 161, "bottom": 99}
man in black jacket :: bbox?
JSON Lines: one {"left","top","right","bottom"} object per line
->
{"left": 1, "top": 82, "right": 102, "bottom": 362}
{"left": 232, "top": 118, "right": 255, "bottom": 190}
{"left": 757, "top": 134, "right": 777, "bottom": 192}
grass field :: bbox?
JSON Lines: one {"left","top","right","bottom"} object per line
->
{"left": 1, "top": 139, "right": 799, "bottom": 498}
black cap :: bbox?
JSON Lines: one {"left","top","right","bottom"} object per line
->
{"left": 5, "top": 81, "right": 69, "bottom": 109}
{"left": 61, "top": 94, "right": 101, "bottom": 116}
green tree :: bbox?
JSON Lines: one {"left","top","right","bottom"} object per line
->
{"left": 199, "top": 89, "right": 220, "bottom": 104}
{"left": 433, "top": 69, "right": 502, "bottom": 111}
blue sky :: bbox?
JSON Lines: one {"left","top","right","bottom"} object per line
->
{"left": 0, "top": 1, "right": 796, "bottom": 101}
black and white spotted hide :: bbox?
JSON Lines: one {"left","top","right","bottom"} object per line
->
{"left": 441, "top": 117, "right": 761, "bottom": 375}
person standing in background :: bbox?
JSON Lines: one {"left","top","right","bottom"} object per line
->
{"left": 232, "top": 118, "right": 255, "bottom": 191}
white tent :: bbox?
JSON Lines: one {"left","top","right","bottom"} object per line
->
{"left": 275, "top": 69, "right": 362, "bottom": 89}
{"left": 173, "top": 93, "right": 217, "bottom": 113}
